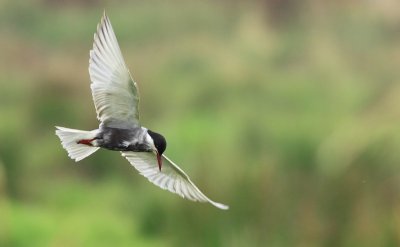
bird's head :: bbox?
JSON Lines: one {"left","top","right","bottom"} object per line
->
{"left": 147, "top": 130, "right": 167, "bottom": 171}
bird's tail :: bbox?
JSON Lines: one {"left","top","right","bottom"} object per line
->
{"left": 55, "top": 126, "right": 100, "bottom": 161}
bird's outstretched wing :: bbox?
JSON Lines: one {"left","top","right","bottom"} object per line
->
{"left": 121, "top": 151, "right": 229, "bottom": 210}
{"left": 89, "top": 12, "right": 140, "bottom": 128}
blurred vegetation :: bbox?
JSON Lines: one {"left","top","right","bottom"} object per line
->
{"left": 1, "top": 0, "right": 400, "bottom": 246}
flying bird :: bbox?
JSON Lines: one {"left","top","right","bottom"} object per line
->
{"left": 55, "top": 12, "right": 228, "bottom": 210}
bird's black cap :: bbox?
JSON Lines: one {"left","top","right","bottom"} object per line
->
{"left": 148, "top": 130, "right": 167, "bottom": 154}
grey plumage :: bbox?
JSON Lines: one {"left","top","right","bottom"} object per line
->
{"left": 96, "top": 127, "right": 150, "bottom": 152}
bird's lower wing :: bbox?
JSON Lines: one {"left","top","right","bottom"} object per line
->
{"left": 121, "top": 151, "right": 229, "bottom": 210}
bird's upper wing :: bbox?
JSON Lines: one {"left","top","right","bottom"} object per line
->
{"left": 121, "top": 151, "right": 229, "bottom": 210}
{"left": 89, "top": 13, "right": 140, "bottom": 128}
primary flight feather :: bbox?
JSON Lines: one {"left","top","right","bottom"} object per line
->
{"left": 55, "top": 12, "right": 228, "bottom": 210}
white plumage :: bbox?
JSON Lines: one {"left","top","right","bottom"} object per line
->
{"left": 89, "top": 13, "right": 140, "bottom": 128}
{"left": 122, "top": 152, "right": 229, "bottom": 210}
{"left": 55, "top": 126, "right": 99, "bottom": 161}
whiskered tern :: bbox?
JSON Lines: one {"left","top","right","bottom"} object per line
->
{"left": 55, "top": 12, "right": 228, "bottom": 210}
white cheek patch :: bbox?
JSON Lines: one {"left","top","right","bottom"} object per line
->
{"left": 145, "top": 133, "right": 156, "bottom": 150}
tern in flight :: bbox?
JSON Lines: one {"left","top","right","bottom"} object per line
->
{"left": 55, "top": 12, "right": 228, "bottom": 210}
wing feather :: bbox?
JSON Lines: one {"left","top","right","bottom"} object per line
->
{"left": 121, "top": 151, "right": 229, "bottom": 210}
{"left": 89, "top": 12, "right": 140, "bottom": 128}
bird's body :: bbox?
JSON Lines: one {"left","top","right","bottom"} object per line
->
{"left": 55, "top": 12, "right": 228, "bottom": 210}
{"left": 88, "top": 126, "right": 150, "bottom": 152}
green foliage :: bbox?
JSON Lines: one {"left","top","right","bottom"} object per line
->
{"left": 1, "top": 0, "right": 400, "bottom": 246}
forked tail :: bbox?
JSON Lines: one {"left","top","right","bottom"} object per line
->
{"left": 55, "top": 126, "right": 100, "bottom": 161}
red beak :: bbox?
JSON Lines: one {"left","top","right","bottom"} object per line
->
{"left": 156, "top": 152, "right": 162, "bottom": 171}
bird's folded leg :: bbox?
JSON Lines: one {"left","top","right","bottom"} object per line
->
{"left": 77, "top": 138, "right": 96, "bottom": 146}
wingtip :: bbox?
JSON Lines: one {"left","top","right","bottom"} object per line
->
{"left": 99, "top": 10, "right": 108, "bottom": 29}
{"left": 212, "top": 202, "right": 229, "bottom": 210}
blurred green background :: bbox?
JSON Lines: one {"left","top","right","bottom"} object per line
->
{"left": 1, "top": 0, "right": 400, "bottom": 246}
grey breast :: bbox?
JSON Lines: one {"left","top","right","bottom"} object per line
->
{"left": 98, "top": 126, "right": 150, "bottom": 152}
